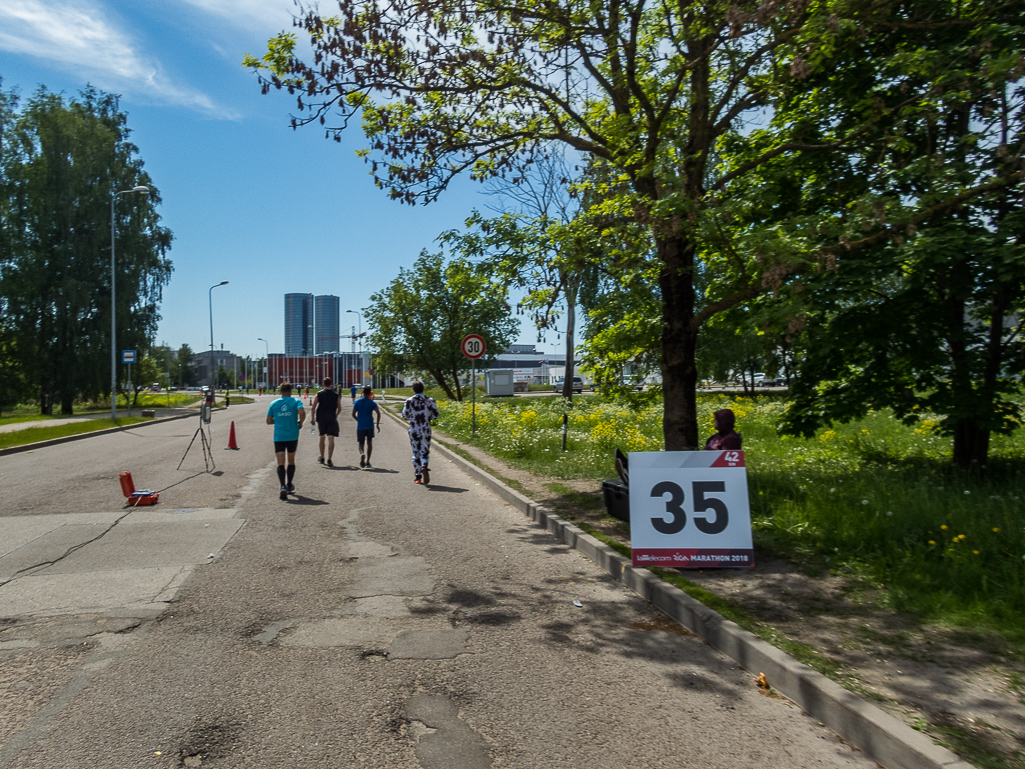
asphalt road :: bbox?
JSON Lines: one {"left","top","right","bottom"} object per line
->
{"left": 0, "top": 399, "right": 873, "bottom": 768}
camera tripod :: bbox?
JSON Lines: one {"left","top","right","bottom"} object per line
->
{"left": 178, "top": 410, "right": 216, "bottom": 472}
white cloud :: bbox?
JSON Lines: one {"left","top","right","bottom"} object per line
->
{"left": 176, "top": 0, "right": 297, "bottom": 34}
{"left": 0, "top": 0, "right": 223, "bottom": 114}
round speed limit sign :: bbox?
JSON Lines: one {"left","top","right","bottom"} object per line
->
{"left": 629, "top": 450, "right": 754, "bottom": 568}
{"left": 461, "top": 334, "right": 486, "bottom": 360}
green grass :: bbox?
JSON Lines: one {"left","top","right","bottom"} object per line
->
{"left": 131, "top": 391, "right": 201, "bottom": 408}
{"left": 0, "top": 417, "right": 150, "bottom": 449}
{"left": 433, "top": 392, "right": 1025, "bottom": 652}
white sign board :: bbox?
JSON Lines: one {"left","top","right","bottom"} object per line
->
{"left": 629, "top": 450, "right": 754, "bottom": 568}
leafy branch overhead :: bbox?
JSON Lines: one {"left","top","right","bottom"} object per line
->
{"left": 247, "top": 0, "right": 1024, "bottom": 463}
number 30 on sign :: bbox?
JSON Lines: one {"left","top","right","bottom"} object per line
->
{"left": 629, "top": 451, "right": 754, "bottom": 568}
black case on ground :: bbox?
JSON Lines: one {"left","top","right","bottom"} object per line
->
{"left": 602, "top": 478, "right": 630, "bottom": 521}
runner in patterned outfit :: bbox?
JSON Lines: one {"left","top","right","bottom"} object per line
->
{"left": 401, "top": 381, "right": 439, "bottom": 484}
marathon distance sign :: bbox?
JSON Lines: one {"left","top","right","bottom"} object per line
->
{"left": 629, "top": 450, "right": 754, "bottom": 568}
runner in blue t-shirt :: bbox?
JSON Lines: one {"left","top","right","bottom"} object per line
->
{"left": 266, "top": 383, "right": 306, "bottom": 499}
{"left": 351, "top": 386, "right": 381, "bottom": 468}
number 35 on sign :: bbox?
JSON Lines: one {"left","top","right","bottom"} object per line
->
{"left": 629, "top": 451, "right": 754, "bottom": 568}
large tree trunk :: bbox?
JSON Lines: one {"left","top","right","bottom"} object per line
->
{"left": 561, "top": 280, "right": 577, "bottom": 401}
{"left": 952, "top": 420, "right": 989, "bottom": 472}
{"left": 658, "top": 234, "right": 700, "bottom": 450}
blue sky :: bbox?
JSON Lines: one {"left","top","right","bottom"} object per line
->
{"left": 0, "top": 0, "right": 563, "bottom": 361}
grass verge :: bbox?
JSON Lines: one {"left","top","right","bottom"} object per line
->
{"left": 0, "top": 416, "right": 151, "bottom": 450}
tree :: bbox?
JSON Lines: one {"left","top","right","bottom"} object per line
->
{"left": 0, "top": 84, "right": 173, "bottom": 414}
{"left": 772, "top": 4, "right": 1025, "bottom": 470}
{"left": 128, "top": 355, "right": 160, "bottom": 408}
{"left": 365, "top": 251, "right": 518, "bottom": 400}
{"left": 247, "top": 0, "right": 1022, "bottom": 449}
{"left": 442, "top": 149, "right": 598, "bottom": 400}
{"left": 174, "top": 344, "right": 196, "bottom": 389}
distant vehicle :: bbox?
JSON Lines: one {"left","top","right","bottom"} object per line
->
{"left": 152, "top": 382, "right": 161, "bottom": 392}
{"left": 591, "top": 377, "right": 644, "bottom": 392}
{"left": 553, "top": 376, "right": 584, "bottom": 394}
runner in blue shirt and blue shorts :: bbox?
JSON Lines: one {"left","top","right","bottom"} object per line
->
{"left": 351, "top": 386, "right": 381, "bottom": 468}
{"left": 266, "top": 383, "right": 306, "bottom": 499}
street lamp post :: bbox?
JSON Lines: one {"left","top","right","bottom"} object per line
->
{"left": 209, "top": 281, "right": 229, "bottom": 388}
{"left": 347, "top": 309, "right": 362, "bottom": 385}
{"left": 257, "top": 337, "right": 269, "bottom": 389}
{"left": 110, "top": 185, "right": 150, "bottom": 420}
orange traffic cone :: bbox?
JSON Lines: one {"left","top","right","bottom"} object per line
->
{"left": 226, "top": 421, "right": 240, "bottom": 450}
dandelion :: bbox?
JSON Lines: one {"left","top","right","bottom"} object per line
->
{"left": 928, "top": 540, "right": 936, "bottom": 546}
{"left": 958, "top": 534, "right": 967, "bottom": 541}
{"left": 992, "top": 527, "right": 1001, "bottom": 533}
{"left": 862, "top": 499, "right": 869, "bottom": 506}
{"left": 941, "top": 524, "right": 948, "bottom": 530}
{"left": 973, "top": 550, "right": 980, "bottom": 555}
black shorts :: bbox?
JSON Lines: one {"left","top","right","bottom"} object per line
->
{"left": 274, "top": 440, "right": 299, "bottom": 454}
{"left": 356, "top": 428, "right": 375, "bottom": 444}
{"left": 317, "top": 418, "right": 339, "bottom": 437}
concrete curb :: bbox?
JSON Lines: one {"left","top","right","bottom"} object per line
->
{"left": 0, "top": 410, "right": 199, "bottom": 457}
{"left": 386, "top": 408, "right": 971, "bottom": 769}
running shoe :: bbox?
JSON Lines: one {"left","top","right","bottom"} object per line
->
{"left": 287, "top": 483, "right": 295, "bottom": 492}
{"left": 365, "top": 461, "right": 372, "bottom": 469}
{"left": 421, "top": 466, "right": 430, "bottom": 485}
{"left": 327, "top": 459, "right": 333, "bottom": 467}
{"left": 317, "top": 456, "right": 324, "bottom": 464}
{"left": 359, "top": 454, "right": 366, "bottom": 468}
{"left": 279, "top": 485, "right": 288, "bottom": 500}
{"left": 414, "top": 474, "right": 422, "bottom": 483}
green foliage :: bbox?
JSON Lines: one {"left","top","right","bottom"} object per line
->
{"left": 365, "top": 251, "right": 518, "bottom": 400}
{"left": 0, "top": 82, "right": 173, "bottom": 415}
{"left": 434, "top": 392, "right": 1025, "bottom": 639}
{"left": 174, "top": 344, "right": 196, "bottom": 388}
{"left": 0, "top": 416, "right": 149, "bottom": 449}
{"left": 247, "top": 0, "right": 1025, "bottom": 456}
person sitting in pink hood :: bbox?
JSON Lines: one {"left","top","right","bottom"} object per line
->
{"left": 704, "top": 408, "right": 742, "bottom": 450}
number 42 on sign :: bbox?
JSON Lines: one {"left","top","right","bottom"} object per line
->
{"left": 628, "top": 450, "right": 754, "bottom": 568}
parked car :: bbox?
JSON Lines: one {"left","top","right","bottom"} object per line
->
{"left": 591, "top": 377, "right": 644, "bottom": 392}
{"left": 552, "top": 376, "right": 584, "bottom": 394}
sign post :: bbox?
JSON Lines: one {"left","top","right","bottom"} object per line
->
{"left": 122, "top": 350, "right": 136, "bottom": 417}
{"left": 461, "top": 334, "right": 486, "bottom": 435}
{"left": 629, "top": 450, "right": 754, "bottom": 568}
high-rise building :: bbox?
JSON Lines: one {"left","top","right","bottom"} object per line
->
{"left": 314, "top": 295, "right": 340, "bottom": 354}
{"left": 284, "top": 293, "right": 313, "bottom": 355}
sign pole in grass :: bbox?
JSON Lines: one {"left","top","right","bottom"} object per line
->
{"left": 461, "top": 334, "right": 486, "bottom": 437}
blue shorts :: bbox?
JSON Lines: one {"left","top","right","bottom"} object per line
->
{"left": 356, "top": 428, "right": 375, "bottom": 444}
